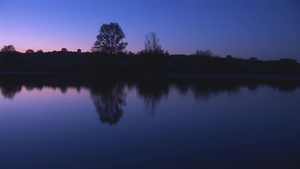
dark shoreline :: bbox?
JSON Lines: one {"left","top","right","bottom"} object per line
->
{"left": 1, "top": 72, "right": 300, "bottom": 81}
{"left": 1, "top": 52, "right": 300, "bottom": 76}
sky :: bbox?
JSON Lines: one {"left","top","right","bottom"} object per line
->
{"left": 0, "top": 0, "right": 299, "bottom": 61}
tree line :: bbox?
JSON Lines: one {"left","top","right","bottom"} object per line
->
{"left": 1, "top": 22, "right": 299, "bottom": 75}
{"left": 2, "top": 22, "right": 166, "bottom": 55}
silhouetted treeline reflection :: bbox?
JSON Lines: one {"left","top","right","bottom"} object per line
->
{"left": 1, "top": 75, "right": 300, "bottom": 125}
{"left": 135, "top": 79, "right": 169, "bottom": 114}
{"left": 0, "top": 83, "right": 21, "bottom": 99}
{"left": 89, "top": 81, "right": 126, "bottom": 125}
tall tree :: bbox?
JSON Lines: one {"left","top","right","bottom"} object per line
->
{"left": 143, "top": 32, "right": 164, "bottom": 55}
{"left": 92, "top": 22, "right": 128, "bottom": 54}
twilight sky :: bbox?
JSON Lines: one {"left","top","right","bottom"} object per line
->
{"left": 1, "top": 0, "right": 299, "bottom": 60}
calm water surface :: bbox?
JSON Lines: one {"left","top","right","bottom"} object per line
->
{"left": 0, "top": 77, "right": 299, "bottom": 169}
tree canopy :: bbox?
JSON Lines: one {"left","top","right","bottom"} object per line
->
{"left": 92, "top": 22, "right": 128, "bottom": 54}
{"left": 26, "top": 49, "right": 34, "bottom": 53}
{"left": 195, "top": 49, "right": 213, "bottom": 58}
{"left": 61, "top": 48, "right": 68, "bottom": 52}
{"left": 1, "top": 45, "right": 16, "bottom": 52}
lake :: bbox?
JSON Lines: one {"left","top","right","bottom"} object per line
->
{"left": 0, "top": 76, "right": 300, "bottom": 169}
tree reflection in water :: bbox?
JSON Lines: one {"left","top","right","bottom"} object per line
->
{"left": 0, "top": 85, "right": 22, "bottom": 99}
{"left": 89, "top": 81, "right": 126, "bottom": 125}
{"left": 0, "top": 75, "right": 299, "bottom": 125}
{"left": 136, "top": 79, "right": 169, "bottom": 115}
{"left": 189, "top": 80, "right": 240, "bottom": 101}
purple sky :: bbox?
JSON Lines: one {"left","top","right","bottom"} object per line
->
{"left": 1, "top": 0, "right": 299, "bottom": 61}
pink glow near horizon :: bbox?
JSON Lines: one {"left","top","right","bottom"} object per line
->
{"left": 1, "top": 33, "right": 142, "bottom": 53}
{"left": 1, "top": 0, "right": 299, "bottom": 60}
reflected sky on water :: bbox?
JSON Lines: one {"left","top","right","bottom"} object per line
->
{"left": 0, "top": 77, "right": 300, "bottom": 169}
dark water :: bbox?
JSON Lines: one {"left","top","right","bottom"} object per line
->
{"left": 0, "top": 77, "right": 300, "bottom": 169}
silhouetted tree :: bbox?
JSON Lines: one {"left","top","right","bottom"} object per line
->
{"left": 136, "top": 32, "right": 169, "bottom": 72}
{"left": 142, "top": 32, "right": 164, "bottom": 55}
{"left": 1, "top": 45, "right": 16, "bottom": 52}
{"left": 37, "top": 49, "right": 43, "bottom": 53}
{"left": 26, "top": 49, "right": 34, "bottom": 53}
{"left": 61, "top": 48, "right": 68, "bottom": 52}
{"left": 226, "top": 55, "right": 233, "bottom": 59}
{"left": 249, "top": 57, "right": 258, "bottom": 62}
{"left": 165, "top": 50, "right": 169, "bottom": 55}
{"left": 279, "top": 58, "right": 297, "bottom": 65}
{"left": 192, "top": 49, "right": 215, "bottom": 73}
{"left": 276, "top": 58, "right": 298, "bottom": 74}
{"left": 128, "top": 51, "right": 135, "bottom": 55}
{"left": 92, "top": 22, "right": 128, "bottom": 54}
{"left": 195, "top": 49, "right": 213, "bottom": 57}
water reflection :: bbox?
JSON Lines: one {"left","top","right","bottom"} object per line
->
{"left": 0, "top": 75, "right": 300, "bottom": 125}
{"left": 89, "top": 81, "right": 126, "bottom": 125}
{"left": 136, "top": 79, "right": 169, "bottom": 114}
{"left": 0, "top": 77, "right": 22, "bottom": 99}
{"left": 188, "top": 80, "right": 241, "bottom": 101}
{"left": 0, "top": 84, "right": 21, "bottom": 99}
{"left": 269, "top": 82, "right": 299, "bottom": 92}
{"left": 1, "top": 76, "right": 300, "bottom": 169}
